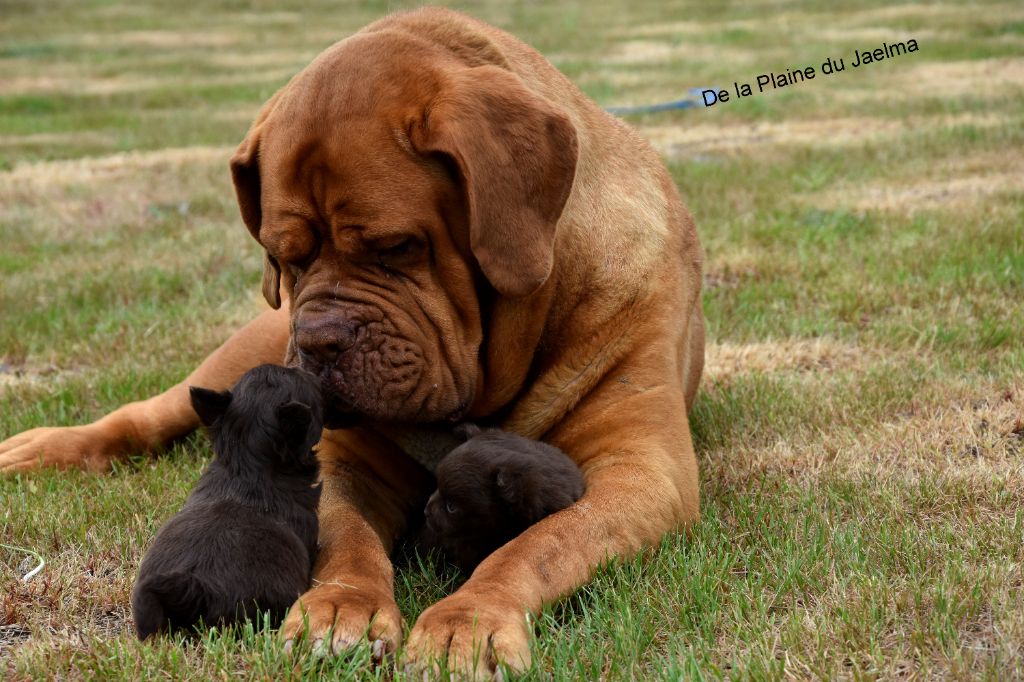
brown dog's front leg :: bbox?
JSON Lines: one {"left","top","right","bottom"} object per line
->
{"left": 0, "top": 302, "right": 291, "bottom": 472}
{"left": 280, "top": 427, "right": 432, "bottom": 660}
{"left": 404, "top": 380, "right": 699, "bottom": 679}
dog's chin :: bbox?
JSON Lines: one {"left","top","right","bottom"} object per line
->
{"left": 319, "top": 376, "right": 406, "bottom": 425}
{"left": 314, "top": 366, "right": 471, "bottom": 426}
{"left": 320, "top": 393, "right": 465, "bottom": 428}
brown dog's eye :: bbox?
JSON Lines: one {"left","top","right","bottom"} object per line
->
{"left": 445, "top": 500, "right": 458, "bottom": 515}
{"left": 384, "top": 238, "right": 414, "bottom": 256}
{"left": 375, "top": 237, "right": 422, "bottom": 272}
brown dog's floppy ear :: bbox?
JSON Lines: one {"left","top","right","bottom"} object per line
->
{"left": 411, "top": 66, "right": 578, "bottom": 298}
{"left": 231, "top": 94, "right": 284, "bottom": 309}
{"left": 230, "top": 133, "right": 262, "bottom": 243}
{"left": 261, "top": 253, "right": 282, "bottom": 310}
{"left": 231, "top": 136, "right": 282, "bottom": 310}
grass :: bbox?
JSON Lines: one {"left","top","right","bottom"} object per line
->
{"left": 2, "top": 0, "right": 1023, "bottom": 679}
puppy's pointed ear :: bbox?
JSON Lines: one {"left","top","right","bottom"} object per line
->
{"left": 497, "top": 466, "right": 572, "bottom": 524}
{"left": 411, "top": 66, "right": 578, "bottom": 298}
{"left": 189, "top": 386, "right": 233, "bottom": 427}
{"left": 495, "top": 466, "right": 535, "bottom": 517}
{"left": 276, "top": 401, "right": 314, "bottom": 444}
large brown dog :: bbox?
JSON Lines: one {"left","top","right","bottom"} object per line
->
{"left": 0, "top": 7, "right": 704, "bottom": 677}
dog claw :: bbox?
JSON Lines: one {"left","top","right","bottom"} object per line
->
{"left": 371, "top": 638, "right": 386, "bottom": 663}
{"left": 331, "top": 636, "right": 354, "bottom": 655}
{"left": 402, "top": 662, "right": 428, "bottom": 682}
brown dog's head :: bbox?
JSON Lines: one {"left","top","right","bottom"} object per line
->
{"left": 229, "top": 28, "right": 577, "bottom": 425}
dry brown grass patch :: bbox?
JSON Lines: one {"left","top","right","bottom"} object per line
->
{"left": 0, "top": 147, "right": 231, "bottom": 187}
{"left": 830, "top": 57, "right": 1024, "bottom": 107}
{"left": 853, "top": 2, "right": 1022, "bottom": 22}
{"left": 704, "top": 338, "right": 874, "bottom": 382}
{"left": 0, "top": 147, "right": 234, "bottom": 242}
{"left": 812, "top": 27, "right": 952, "bottom": 43}
{"left": 0, "top": 132, "right": 116, "bottom": 149}
{"left": 73, "top": 29, "right": 243, "bottom": 50}
{"left": 0, "top": 69, "right": 298, "bottom": 97}
{"left": 703, "top": 249, "right": 767, "bottom": 291}
{"left": 707, "top": 383, "right": 1024, "bottom": 488}
{"left": 0, "top": 362, "right": 85, "bottom": 394}
{"left": 832, "top": 388, "right": 1024, "bottom": 482}
{"left": 638, "top": 112, "right": 1009, "bottom": 160}
{"left": 827, "top": 171, "right": 1023, "bottom": 215}
{"left": 1, "top": 546, "right": 134, "bottom": 658}
{"left": 604, "top": 40, "right": 760, "bottom": 66}
{"left": 891, "top": 57, "right": 1024, "bottom": 98}
{"left": 611, "top": 21, "right": 707, "bottom": 40}
{"left": 206, "top": 48, "right": 314, "bottom": 69}
{"left": 807, "top": 147, "right": 1024, "bottom": 214}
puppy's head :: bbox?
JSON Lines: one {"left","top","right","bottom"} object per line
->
{"left": 189, "top": 365, "right": 324, "bottom": 468}
{"left": 424, "top": 451, "right": 500, "bottom": 542}
{"left": 425, "top": 429, "right": 583, "bottom": 544}
{"left": 422, "top": 453, "right": 503, "bottom": 573}
{"left": 229, "top": 28, "right": 578, "bottom": 425}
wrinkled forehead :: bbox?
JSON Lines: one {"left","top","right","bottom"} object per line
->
{"left": 255, "top": 33, "right": 452, "bottom": 221}
{"left": 260, "top": 120, "right": 439, "bottom": 223}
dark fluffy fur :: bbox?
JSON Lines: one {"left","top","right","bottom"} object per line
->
{"left": 131, "top": 365, "right": 324, "bottom": 640}
{"left": 418, "top": 424, "right": 584, "bottom": 573}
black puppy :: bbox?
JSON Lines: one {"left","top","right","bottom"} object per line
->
{"left": 418, "top": 425, "right": 584, "bottom": 573}
{"left": 131, "top": 364, "right": 324, "bottom": 640}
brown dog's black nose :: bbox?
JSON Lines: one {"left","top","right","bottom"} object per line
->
{"left": 293, "top": 318, "right": 357, "bottom": 368}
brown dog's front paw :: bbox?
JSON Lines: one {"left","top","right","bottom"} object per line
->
{"left": 280, "top": 581, "right": 403, "bottom": 662}
{"left": 0, "top": 425, "right": 119, "bottom": 473}
{"left": 404, "top": 592, "right": 531, "bottom": 681}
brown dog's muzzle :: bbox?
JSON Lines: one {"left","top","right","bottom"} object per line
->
{"left": 292, "top": 303, "right": 436, "bottom": 424}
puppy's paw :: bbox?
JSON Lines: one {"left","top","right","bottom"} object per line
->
{"left": 404, "top": 591, "right": 531, "bottom": 681}
{"left": 280, "top": 581, "right": 402, "bottom": 663}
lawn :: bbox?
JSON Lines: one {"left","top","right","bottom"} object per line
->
{"left": 2, "top": 0, "right": 1022, "bottom": 679}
